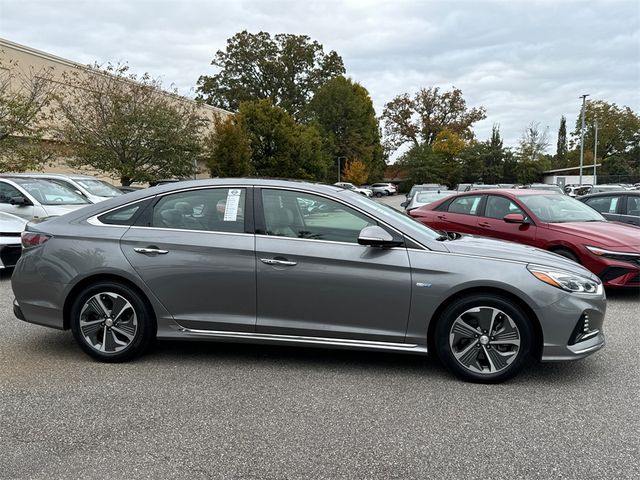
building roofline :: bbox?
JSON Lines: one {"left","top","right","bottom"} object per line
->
{"left": 0, "top": 37, "right": 234, "bottom": 116}
{"left": 543, "top": 164, "right": 601, "bottom": 174}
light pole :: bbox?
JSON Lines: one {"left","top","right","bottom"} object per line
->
{"left": 593, "top": 118, "right": 598, "bottom": 185}
{"left": 337, "top": 156, "right": 346, "bottom": 182}
{"left": 579, "top": 94, "right": 589, "bottom": 185}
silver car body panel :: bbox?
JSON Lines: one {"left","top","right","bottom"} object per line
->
{"left": 11, "top": 178, "right": 606, "bottom": 362}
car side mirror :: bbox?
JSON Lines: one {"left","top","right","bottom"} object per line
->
{"left": 10, "top": 196, "right": 32, "bottom": 206}
{"left": 358, "top": 225, "right": 403, "bottom": 248}
{"left": 503, "top": 213, "right": 526, "bottom": 224}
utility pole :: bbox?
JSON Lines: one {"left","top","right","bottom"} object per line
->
{"left": 337, "top": 156, "right": 346, "bottom": 182}
{"left": 593, "top": 118, "right": 598, "bottom": 185}
{"left": 579, "top": 94, "right": 589, "bottom": 185}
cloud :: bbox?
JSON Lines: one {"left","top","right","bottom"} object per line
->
{"left": 1, "top": 0, "right": 638, "bottom": 151}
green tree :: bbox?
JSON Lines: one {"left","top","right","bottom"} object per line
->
{"left": 204, "top": 114, "right": 251, "bottom": 177}
{"left": 239, "top": 99, "right": 330, "bottom": 180}
{"left": 396, "top": 143, "right": 447, "bottom": 186}
{"left": 197, "top": 31, "right": 345, "bottom": 119}
{"left": 554, "top": 115, "right": 568, "bottom": 169}
{"left": 381, "top": 86, "right": 486, "bottom": 152}
{"left": 0, "top": 59, "right": 57, "bottom": 171}
{"left": 55, "top": 63, "right": 205, "bottom": 186}
{"left": 458, "top": 125, "right": 511, "bottom": 184}
{"left": 515, "top": 122, "right": 551, "bottom": 184}
{"left": 573, "top": 100, "right": 640, "bottom": 162}
{"left": 306, "top": 76, "right": 385, "bottom": 180}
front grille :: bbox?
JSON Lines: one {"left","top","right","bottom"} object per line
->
{"left": 600, "top": 267, "right": 634, "bottom": 283}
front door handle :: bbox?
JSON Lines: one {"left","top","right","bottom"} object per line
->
{"left": 437, "top": 214, "right": 447, "bottom": 220}
{"left": 478, "top": 222, "right": 491, "bottom": 228}
{"left": 260, "top": 258, "right": 297, "bottom": 266}
{"left": 134, "top": 247, "right": 169, "bottom": 255}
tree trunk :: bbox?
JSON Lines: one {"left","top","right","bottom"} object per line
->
{"left": 121, "top": 176, "right": 131, "bottom": 186}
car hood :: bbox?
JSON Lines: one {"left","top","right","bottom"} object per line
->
{"left": 0, "top": 212, "right": 28, "bottom": 233}
{"left": 443, "top": 234, "right": 594, "bottom": 277}
{"left": 39, "top": 204, "right": 89, "bottom": 218}
{"left": 547, "top": 221, "right": 640, "bottom": 249}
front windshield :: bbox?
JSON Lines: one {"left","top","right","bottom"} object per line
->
{"left": 520, "top": 194, "right": 605, "bottom": 223}
{"left": 75, "top": 179, "right": 123, "bottom": 197}
{"left": 341, "top": 189, "right": 442, "bottom": 240}
{"left": 12, "top": 178, "right": 90, "bottom": 205}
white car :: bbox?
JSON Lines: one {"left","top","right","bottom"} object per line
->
{"left": 1, "top": 173, "right": 123, "bottom": 203}
{"left": 334, "top": 182, "right": 373, "bottom": 197}
{"left": 0, "top": 212, "right": 26, "bottom": 269}
{"left": 0, "top": 177, "right": 91, "bottom": 220}
{"left": 369, "top": 183, "right": 397, "bottom": 197}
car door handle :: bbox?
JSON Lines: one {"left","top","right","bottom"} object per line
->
{"left": 478, "top": 222, "right": 491, "bottom": 228}
{"left": 134, "top": 247, "right": 169, "bottom": 255}
{"left": 260, "top": 258, "right": 297, "bottom": 266}
{"left": 437, "top": 214, "right": 447, "bottom": 220}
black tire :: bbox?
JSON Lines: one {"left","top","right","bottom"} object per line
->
{"left": 434, "top": 294, "right": 533, "bottom": 383}
{"left": 70, "top": 281, "right": 155, "bottom": 362}
{"left": 375, "top": 192, "right": 383, "bottom": 198}
{"left": 551, "top": 248, "right": 580, "bottom": 264}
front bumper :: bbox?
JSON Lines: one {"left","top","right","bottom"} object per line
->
{"left": 537, "top": 291, "right": 607, "bottom": 361}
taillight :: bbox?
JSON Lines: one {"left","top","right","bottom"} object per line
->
{"left": 21, "top": 231, "right": 51, "bottom": 248}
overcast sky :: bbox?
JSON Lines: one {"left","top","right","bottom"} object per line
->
{"left": 1, "top": 0, "right": 638, "bottom": 154}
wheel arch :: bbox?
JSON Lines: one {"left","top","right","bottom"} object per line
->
{"left": 63, "top": 273, "right": 157, "bottom": 333}
{"left": 426, "top": 286, "right": 544, "bottom": 360}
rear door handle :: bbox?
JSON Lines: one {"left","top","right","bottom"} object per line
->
{"left": 437, "top": 215, "right": 447, "bottom": 220}
{"left": 478, "top": 222, "right": 491, "bottom": 228}
{"left": 260, "top": 258, "right": 297, "bottom": 266}
{"left": 134, "top": 247, "right": 169, "bottom": 255}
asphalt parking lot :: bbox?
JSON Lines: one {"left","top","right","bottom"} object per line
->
{"left": 1, "top": 198, "right": 639, "bottom": 480}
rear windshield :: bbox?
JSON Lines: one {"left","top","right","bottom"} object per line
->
{"left": 75, "top": 179, "right": 123, "bottom": 197}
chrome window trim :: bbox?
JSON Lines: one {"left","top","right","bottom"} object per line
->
{"left": 260, "top": 185, "right": 428, "bottom": 250}
{"left": 130, "top": 225, "right": 254, "bottom": 238}
{"left": 177, "top": 327, "right": 429, "bottom": 354}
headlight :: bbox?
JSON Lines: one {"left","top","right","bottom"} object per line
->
{"left": 527, "top": 265, "right": 602, "bottom": 294}
{"left": 586, "top": 246, "right": 640, "bottom": 265}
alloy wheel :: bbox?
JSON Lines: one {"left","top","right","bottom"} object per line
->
{"left": 448, "top": 306, "right": 521, "bottom": 375}
{"left": 79, "top": 292, "right": 138, "bottom": 354}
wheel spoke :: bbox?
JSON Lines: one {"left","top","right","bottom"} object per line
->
{"left": 111, "top": 297, "right": 132, "bottom": 322}
{"left": 110, "top": 329, "right": 128, "bottom": 347}
{"left": 451, "top": 318, "right": 481, "bottom": 338}
{"left": 453, "top": 341, "right": 481, "bottom": 369}
{"left": 488, "top": 309, "right": 500, "bottom": 336}
{"left": 111, "top": 326, "right": 135, "bottom": 342}
{"left": 80, "top": 319, "right": 103, "bottom": 337}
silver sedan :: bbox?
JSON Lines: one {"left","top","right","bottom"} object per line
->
{"left": 11, "top": 179, "right": 606, "bottom": 383}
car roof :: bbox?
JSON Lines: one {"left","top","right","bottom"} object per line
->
{"left": 454, "top": 189, "right": 552, "bottom": 197}
{"left": 0, "top": 172, "right": 97, "bottom": 180}
{"left": 579, "top": 190, "right": 640, "bottom": 199}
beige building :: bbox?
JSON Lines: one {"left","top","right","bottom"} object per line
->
{"left": 0, "top": 37, "right": 232, "bottom": 185}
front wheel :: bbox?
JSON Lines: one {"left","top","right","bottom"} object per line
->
{"left": 434, "top": 294, "right": 532, "bottom": 383}
{"left": 70, "top": 281, "right": 155, "bottom": 362}
{"left": 375, "top": 192, "right": 383, "bottom": 198}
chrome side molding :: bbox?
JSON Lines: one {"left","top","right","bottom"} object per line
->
{"left": 176, "top": 328, "right": 429, "bottom": 354}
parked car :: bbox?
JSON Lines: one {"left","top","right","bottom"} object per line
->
{"left": 468, "top": 184, "right": 503, "bottom": 191}
{"left": 12, "top": 179, "right": 606, "bottom": 383}
{"left": 401, "top": 184, "right": 448, "bottom": 209}
{"left": 0, "top": 212, "right": 27, "bottom": 269}
{"left": 118, "top": 186, "right": 144, "bottom": 194}
{"left": 565, "top": 185, "right": 592, "bottom": 197}
{"left": 404, "top": 191, "right": 455, "bottom": 212}
{"left": 589, "top": 184, "right": 626, "bottom": 194}
{"left": 578, "top": 191, "right": 640, "bottom": 227}
{"left": 369, "top": 182, "right": 397, "bottom": 197}
{"left": 409, "top": 189, "right": 640, "bottom": 288}
{"left": 334, "top": 182, "right": 373, "bottom": 197}
{"left": 0, "top": 177, "right": 91, "bottom": 220}
{"left": 1, "top": 173, "right": 123, "bottom": 203}
{"left": 524, "top": 184, "right": 564, "bottom": 194}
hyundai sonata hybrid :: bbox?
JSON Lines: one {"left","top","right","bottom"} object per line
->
{"left": 12, "top": 179, "right": 606, "bottom": 383}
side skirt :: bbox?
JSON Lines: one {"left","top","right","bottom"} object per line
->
{"left": 171, "top": 327, "right": 430, "bottom": 355}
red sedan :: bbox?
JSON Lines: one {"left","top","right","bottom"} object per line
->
{"left": 409, "top": 189, "right": 640, "bottom": 288}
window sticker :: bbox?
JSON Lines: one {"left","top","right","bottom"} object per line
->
{"left": 224, "top": 189, "right": 241, "bottom": 221}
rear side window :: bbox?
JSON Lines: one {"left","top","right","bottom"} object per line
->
{"left": 447, "top": 195, "right": 482, "bottom": 215}
{"left": 98, "top": 204, "right": 144, "bottom": 225}
{"left": 584, "top": 195, "right": 619, "bottom": 214}
{"left": 151, "top": 188, "right": 246, "bottom": 233}
{"left": 626, "top": 196, "right": 640, "bottom": 216}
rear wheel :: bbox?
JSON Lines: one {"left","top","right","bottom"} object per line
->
{"left": 375, "top": 192, "right": 383, "bottom": 198}
{"left": 435, "top": 294, "right": 532, "bottom": 383}
{"left": 70, "top": 282, "right": 155, "bottom": 362}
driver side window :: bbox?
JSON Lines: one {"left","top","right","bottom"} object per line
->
{"left": 261, "top": 189, "right": 375, "bottom": 243}
{"left": 0, "top": 183, "right": 22, "bottom": 204}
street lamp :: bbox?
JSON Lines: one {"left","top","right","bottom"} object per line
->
{"left": 579, "top": 94, "right": 589, "bottom": 185}
{"left": 337, "top": 156, "right": 346, "bottom": 182}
